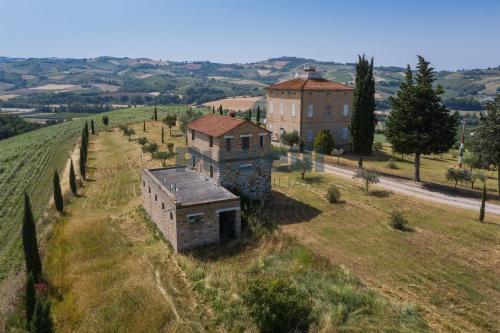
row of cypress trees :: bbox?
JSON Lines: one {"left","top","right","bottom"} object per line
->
{"left": 22, "top": 119, "right": 96, "bottom": 330}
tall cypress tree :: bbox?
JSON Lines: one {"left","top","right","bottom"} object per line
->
{"left": 386, "top": 56, "right": 458, "bottom": 181}
{"left": 256, "top": 105, "right": 261, "bottom": 124}
{"left": 69, "top": 159, "right": 77, "bottom": 195}
{"left": 154, "top": 106, "right": 158, "bottom": 121}
{"left": 79, "top": 147, "right": 86, "bottom": 180}
{"left": 218, "top": 105, "right": 223, "bottom": 115}
{"left": 26, "top": 272, "right": 36, "bottom": 326}
{"left": 22, "top": 193, "right": 42, "bottom": 282}
{"left": 161, "top": 126, "right": 164, "bottom": 143}
{"left": 143, "top": 121, "right": 146, "bottom": 132}
{"left": 349, "top": 55, "right": 376, "bottom": 168}
{"left": 212, "top": 105, "right": 215, "bottom": 114}
{"left": 53, "top": 171, "right": 64, "bottom": 213}
{"left": 30, "top": 299, "right": 54, "bottom": 333}
{"left": 84, "top": 120, "right": 89, "bottom": 139}
{"left": 479, "top": 180, "right": 487, "bottom": 222}
{"left": 90, "top": 119, "right": 95, "bottom": 135}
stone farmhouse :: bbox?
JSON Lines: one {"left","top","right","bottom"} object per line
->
{"left": 142, "top": 114, "right": 272, "bottom": 251}
{"left": 265, "top": 66, "right": 354, "bottom": 149}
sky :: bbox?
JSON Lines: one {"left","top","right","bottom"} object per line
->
{"left": 0, "top": 0, "right": 499, "bottom": 70}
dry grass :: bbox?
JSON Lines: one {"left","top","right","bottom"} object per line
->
{"left": 269, "top": 167, "right": 500, "bottom": 332}
{"left": 203, "top": 96, "right": 263, "bottom": 111}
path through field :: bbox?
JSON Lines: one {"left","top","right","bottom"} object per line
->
{"left": 45, "top": 124, "right": 210, "bottom": 332}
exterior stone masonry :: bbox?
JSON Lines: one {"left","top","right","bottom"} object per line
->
{"left": 265, "top": 67, "right": 354, "bottom": 150}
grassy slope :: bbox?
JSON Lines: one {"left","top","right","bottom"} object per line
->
{"left": 324, "top": 144, "right": 499, "bottom": 203}
{"left": 270, "top": 166, "right": 500, "bottom": 332}
{"left": 44, "top": 123, "right": 428, "bottom": 332}
{"left": 0, "top": 106, "right": 187, "bottom": 282}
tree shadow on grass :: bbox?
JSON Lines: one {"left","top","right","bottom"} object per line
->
{"left": 264, "top": 190, "right": 322, "bottom": 226}
{"left": 371, "top": 190, "right": 393, "bottom": 198}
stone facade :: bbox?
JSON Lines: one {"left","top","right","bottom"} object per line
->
{"left": 188, "top": 118, "right": 272, "bottom": 200}
{"left": 265, "top": 67, "right": 354, "bottom": 150}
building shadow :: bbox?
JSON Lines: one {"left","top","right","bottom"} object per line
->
{"left": 263, "top": 190, "right": 322, "bottom": 225}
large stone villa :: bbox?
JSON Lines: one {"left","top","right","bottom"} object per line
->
{"left": 265, "top": 66, "right": 354, "bottom": 149}
{"left": 142, "top": 114, "right": 272, "bottom": 251}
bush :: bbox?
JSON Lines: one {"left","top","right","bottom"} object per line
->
{"left": 373, "top": 141, "right": 383, "bottom": 150}
{"left": 390, "top": 212, "right": 408, "bottom": 231}
{"left": 386, "top": 159, "right": 398, "bottom": 169}
{"left": 313, "top": 129, "right": 335, "bottom": 155}
{"left": 243, "top": 278, "right": 311, "bottom": 333}
{"left": 137, "top": 137, "right": 148, "bottom": 145}
{"left": 326, "top": 185, "right": 342, "bottom": 203}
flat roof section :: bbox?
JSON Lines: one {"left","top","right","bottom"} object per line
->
{"left": 148, "top": 167, "right": 239, "bottom": 206}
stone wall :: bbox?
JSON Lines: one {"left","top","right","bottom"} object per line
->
{"left": 220, "top": 157, "right": 272, "bottom": 200}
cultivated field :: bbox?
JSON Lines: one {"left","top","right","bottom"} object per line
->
{"left": 204, "top": 96, "right": 264, "bottom": 111}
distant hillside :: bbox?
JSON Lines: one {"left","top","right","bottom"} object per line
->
{"left": 0, "top": 56, "right": 498, "bottom": 110}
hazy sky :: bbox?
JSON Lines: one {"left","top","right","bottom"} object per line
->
{"left": 0, "top": 0, "right": 499, "bottom": 70}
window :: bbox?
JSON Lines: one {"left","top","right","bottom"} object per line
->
{"left": 143, "top": 180, "right": 145, "bottom": 187}
{"left": 343, "top": 104, "right": 349, "bottom": 117}
{"left": 188, "top": 214, "right": 203, "bottom": 224}
{"left": 225, "top": 137, "right": 232, "bottom": 151}
{"left": 170, "top": 212, "right": 173, "bottom": 220}
{"left": 306, "top": 129, "right": 313, "bottom": 142}
{"left": 307, "top": 105, "right": 314, "bottom": 118}
{"left": 241, "top": 136, "right": 250, "bottom": 150}
{"left": 325, "top": 110, "right": 331, "bottom": 117}
{"left": 209, "top": 136, "right": 213, "bottom": 147}
{"left": 162, "top": 202, "right": 165, "bottom": 210}
{"left": 148, "top": 186, "right": 151, "bottom": 193}
{"left": 280, "top": 103, "right": 284, "bottom": 115}
{"left": 269, "top": 102, "right": 274, "bottom": 113}
{"left": 192, "top": 155, "right": 196, "bottom": 167}
{"left": 191, "top": 129, "right": 195, "bottom": 140}
{"left": 342, "top": 128, "right": 348, "bottom": 140}
{"left": 291, "top": 104, "right": 296, "bottom": 117}
{"left": 209, "top": 165, "right": 213, "bottom": 178}
{"left": 259, "top": 135, "right": 264, "bottom": 148}
{"left": 155, "top": 194, "right": 157, "bottom": 201}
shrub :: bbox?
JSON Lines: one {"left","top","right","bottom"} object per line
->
{"left": 243, "top": 278, "right": 311, "bottom": 333}
{"left": 386, "top": 159, "right": 398, "bottom": 169}
{"left": 167, "top": 142, "right": 175, "bottom": 153}
{"left": 313, "top": 129, "right": 335, "bottom": 155}
{"left": 137, "top": 137, "right": 148, "bottom": 145}
{"left": 352, "top": 169, "right": 380, "bottom": 192}
{"left": 326, "top": 185, "right": 342, "bottom": 203}
{"left": 390, "top": 212, "right": 408, "bottom": 231}
{"left": 373, "top": 141, "right": 383, "bottom": 150}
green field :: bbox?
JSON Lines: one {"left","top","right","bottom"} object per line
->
{"left": 0, "top": 106, "right": 188, "bottom": 282}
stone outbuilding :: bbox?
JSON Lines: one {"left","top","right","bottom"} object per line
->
{"left": 142, "top": 167, "right": 241, "bottom": 251}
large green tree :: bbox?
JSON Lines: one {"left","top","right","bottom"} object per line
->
{"left": 470, "top": 95, "right": 500, "bottom": 197}
{"left": 385, "top": 56, "right": 458, "bottom": 182}
{"left": 53, "top": 171, "right": 64, "bottom": 213}
{"left": 349, "top": 55, "right": 376, "bottom": 168}
{"left": 22, "top": 193, "right": 42, "bottom": 282}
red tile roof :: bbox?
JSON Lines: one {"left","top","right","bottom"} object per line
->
{"left": 187, "top": 114, "right": 246, "bottom": 137}
{"left": 265, "top": 78, "right": 353, "bottom": 91}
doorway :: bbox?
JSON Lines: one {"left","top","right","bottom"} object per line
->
{"left": 219, "top": 210, "right": 236, "bottom": 244}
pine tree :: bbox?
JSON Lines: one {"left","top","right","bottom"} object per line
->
{"left": 218, "top": 105, "right": 223, "bottom": 115}
{"left": 161, "top": 126, "right": 164, "bottom": 143}
{"left": 22, "top": 193, "right": 42, "bottom": 282}
{"left": 154, "top": 106, "right": 158, "bottom": 121}
{"left": 349, "top": 55, "right": 376, "bottom": 168}
{"left": 479, "top": 181, "right": 486, "bottom": 222}
{"left": 79, "top": 147, "right": 86, "bottom": 180}
{"left": 30, "top": 299, "right": 54, "bottom": 333}
{"left": 69, "top": 159, "right": 77, "bottom": 195}
{"left": 90, "top": 119, "right": 95, "bottom": 135}
{"left": 53, "top": 171, "right": 64, "bottom": 213}
{"left": 385, "top": 56, "right": 458, "bottom": 182}
{"left": 256, "top": 106, "right": 261, "bottom": 124}
{"left": 26, "top": 272, "right": 36, "bottom": 326}
{"left": 143, "top": 121, "right": 146, "bottom": 132}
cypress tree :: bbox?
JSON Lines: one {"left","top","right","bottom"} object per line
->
{"left": 385, "top": 56, "right": 458, "bottom": 182}
{"left": 90, "top": 119, "right": 95, "bottom": 135}
{"left": 143, "top": 121, "right": 146, "bottom": 132}
{"left": 79, "top": 147, "right": 86, "bottom": 180}
{"left": 256, "top": 105, "right": 261, "bottom": 124}
{"left": 26, "top": 272, "right": 36, "bottom": 326}
{"left": 161, "top": 126, "right": 164, "bottom": 143}
{"left": 479, "top": 181, "right": 486, "bottom": 222}
{"left": 248, "top": 109, "right": 252, "bottom": 121}
{"left": 212, "top": 105, "right": 215, "bottom": 114}
{"left": 154, "top": 106, "right": 158, "bottom": 121}
{"left": 218, "top": 105, "right": 223, "bottom": 115}
{"left": 69, "top": 159, "right": 77, "bottom": 195}
{"left": 30, "top": 299, "right": 54, "bottom": 333}
{"left": 84, "top": 120, "right": 89, "bottom": 139}
{"left": 349, "top": 55, "right": 376, "bottom": 168}
{"left": 22, "top": 193, "right": 42, "bottom": 282}
{"left": 53, "top": 171, "right": 64, "bottom": 213}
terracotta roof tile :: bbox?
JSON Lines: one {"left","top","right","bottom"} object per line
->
{"left": 265, "top": 77, "right": 353, "bottom": 91}
{"left": 187, "top": 114, "right": 246, "bottom": 137}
